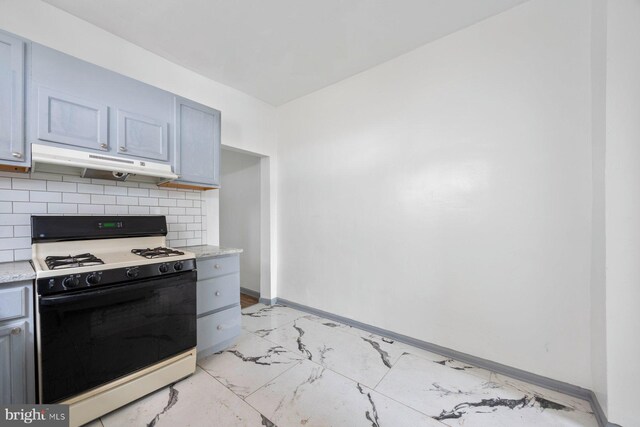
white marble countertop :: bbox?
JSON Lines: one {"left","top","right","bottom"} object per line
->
{"left": 0, "top": 261, "right": 35, "bottom": 284}
{"left": 177, "top": 245, "right": 243, "bottom": 259}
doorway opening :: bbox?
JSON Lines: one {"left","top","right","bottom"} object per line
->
{"left": 220, "top": 147, "right": 263, "bottom": 308}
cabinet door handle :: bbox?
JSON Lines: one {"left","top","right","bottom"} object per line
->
{"left": 215, "top": 291, "right": 221, "bottom": 296}
{"left": 216, "top": 325, "right": 223, "bottom": 331}
{"left": 214, "top": 264, "right": 221, "bottom": 269}
{"left": 119, "top": 146, "right": 127, "bottom": 152}
{"left": 11, "top": 327, "right": 22, "bottom": 335}
{"left": 100, "top": 143, "right": 108, "bottom": 149}
{"left": 11, "top": 152, "right": 22, "bottom": 158}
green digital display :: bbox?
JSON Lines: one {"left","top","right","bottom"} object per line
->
{"left": 102, "top": 222, "right": 117, "bottom": 228}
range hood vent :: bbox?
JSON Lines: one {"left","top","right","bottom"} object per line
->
{"left": 31, "top": 144, "right": 178, "bottom": 184}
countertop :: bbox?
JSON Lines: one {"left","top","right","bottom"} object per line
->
{"left": 178, "top": 245, "right": 243, "bottom": 259}
{"left": 0, "top": 261, "right": 36, "bottom": 284}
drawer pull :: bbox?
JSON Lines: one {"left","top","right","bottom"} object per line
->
{"left": 11, "top": 327, "right": 22, "bottom": 335}
{"left": 215, "top": 291, "right": 221, "bottom": 296}
{"left": 214, "top": 264, "right": 221, "bottom": 269}
{"left": 216, "top": 325, "right": 223, "bottom": 331}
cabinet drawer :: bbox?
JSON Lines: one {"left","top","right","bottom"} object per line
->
{"left": 197, "top": 306, "right": 240, "bottom": 354}
{"left": 197, "top": 255, "right": 239, "bottom": 280}
{"left": 197, "top": 273, "right": 240, "bottom": 316}
{"left": 0, "top": 286, "right": 27, "bottom": 322}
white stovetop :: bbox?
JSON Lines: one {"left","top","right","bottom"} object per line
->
{"left": 32, "top": 236, "right": 195, "bottom": 278}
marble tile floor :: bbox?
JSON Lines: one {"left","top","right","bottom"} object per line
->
{"left": 85, "top": 303, "right": 598, "bottom": 427}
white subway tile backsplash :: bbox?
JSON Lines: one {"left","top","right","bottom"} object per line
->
{"left": 13, "top": 248, "right": 31, "bottom": 261}
{"left": 78, "top": 204, "right": 105, "bottom": 214}
{"left": 149, "top": 189, "right": 168, "bottom": 198}
{"left": 158, "top": 198, "right": 177, "bottom": 207}
{"left": 186, "top": 238, "right": 201, "bottom": 246}
{"left": 129, "top": 206, "right": 150, "bottom": 214}
{"left": 104, "top": 186, "right": 128, "bottom": 196}
{"left": 77, "top": 183, "right": 104, "bottom": 194}
{"left": 0, "top": 237, "right": 30, "bottom": 250}
{"left": 30, "top": 191, "right": 62, "bottom": 202}
{"left": 91, "top": 195, "right": 116, "bottom": 205}
{"left": 47, "top": 181, "right": 77, "bottom": 192}
{"left": 0, "top": 214, "right": 31, "bottom": 225}
{"left": 128, "top": 188, "right": 149, "bottom": 197}
{"left": 63, "top": 193, "right": 91, "bottom": 203}
{"left": 0, "top": 189, "right": 29, "bottom": 201}
{"left": 13, "top": 178, "right": 46, "bottom": 191}
{"left": 48, "top": 203, "right": 78, "bottom": 214}
{"left": 13, "top": 226, "right": 30, "bottom": 237}
{"left": 116, "top": 196, "right": 138, "bottom": 205}
{"left": 0, "top": 226, "right": 12, "bottom": 238}
{"left": 13, "top": 202, "right": 47, "bottom": 214}
{"left": 138, "top": 197, "right": 158, "bottom": 206}
{"left": 0, "top": 172, "right": 208, "bottom": 257}
{"left": 104, "top": 205, "right": 129, "bottom": 215}
{"left": 0, "top": 250, "right": 13, "bottom": 263}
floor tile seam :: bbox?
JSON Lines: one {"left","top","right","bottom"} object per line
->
{"left": 241, "top": 359, "right": 306, "bottom": 402}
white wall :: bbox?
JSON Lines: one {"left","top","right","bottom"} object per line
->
{"left": 589, "top": 0, "right": 608, "bottom": 414}
{"left": 605, "top": 0, "right": 640, "bottom": 425}
{"left": 0, "top": 0, "right": 278, "bottom": 247}
{"left": 220, "top": 149, "right": 262, "bottom": 293}
{"left": 277, "top": 0, "right": 593, "bottom": 389}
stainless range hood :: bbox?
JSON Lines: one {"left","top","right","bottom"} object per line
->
{"left": 31, "top": 144, "right": 178, "bottom": 184}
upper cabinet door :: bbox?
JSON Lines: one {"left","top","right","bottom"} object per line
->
{"left": 116, "top": 109, "right": 168, "bottom": 161}
{"left": 36, "top": 86, "right": 109, "bottom": 151}
{"left": 174, "top": 97, "right": 221, "bottom": 187}
{"left": 0, "top": 32, "right": 26, "bottom": 163}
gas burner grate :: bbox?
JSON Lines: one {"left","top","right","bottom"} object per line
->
{"left": 131, "top": 247, "right": 185, "bottom": 259}
{"left": 45, "top": 253, "right": 105, "bottom": 270}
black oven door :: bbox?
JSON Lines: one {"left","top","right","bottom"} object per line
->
{"left": 38, "top": 270, "right": 196, "bottom": 403}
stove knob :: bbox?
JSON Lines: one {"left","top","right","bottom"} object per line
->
{"left": 126, "top": 267, "right": 140, "bottom": 278}
{"left": 86, "top": 273, "right": 101, "bottom": 285}
{"left": 62, "top": 276, "right": 80, "bottom": 289}
{"left": 159, "top": 263, "right": 169, "bottom": 273}
{"left": 174, "top": 261, "right": 184, "bottom": 271}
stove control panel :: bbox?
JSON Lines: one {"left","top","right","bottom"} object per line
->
{"left": 37, "top": 258, "right": 197, "bottom": 296}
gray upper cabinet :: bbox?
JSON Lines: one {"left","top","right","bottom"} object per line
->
{"left": 30, "top": 43, "right": 174, "bottom": 164}
{"left": 36, "top": 86, "right": 108, "bottom": 151}
{"left": 0, "top": 31, "right": 26, "bottom": 165}
{"left": 174, "top": 97, "right": 221, "bottom": 187}
{"left": 116, "top": 109, "right": 168, "bottom": 161}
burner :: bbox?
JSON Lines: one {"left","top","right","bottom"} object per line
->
{"left": 45, "top": 253, "right": 105, "bottom": 270}
{"left": 131, "top": 247, "right": 185, "bottom": 259}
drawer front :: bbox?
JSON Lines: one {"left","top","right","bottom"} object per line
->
{"left": 197, "top": 273, "right": 240, "bottom": 316}
{"left": 197, "top": 255, "right": 239, "bottom": 280}
{"left": 0, "top": 286, "right": 27, "bottom": 322}
{"left": 197, "top": 306, "right": 240, "bottom": 354}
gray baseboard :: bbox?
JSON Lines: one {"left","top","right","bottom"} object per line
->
{"left": 240, "top": 287, "right": 260, "bottom": 299}
{"left": 271, "top": 297, "right": 617, "bottom": 427}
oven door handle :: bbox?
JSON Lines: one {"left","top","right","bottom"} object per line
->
{"left": 39, "top": 273, "right": 194, "bottom": 306}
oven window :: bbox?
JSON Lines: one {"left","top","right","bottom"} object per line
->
{"left": 38, "top": 271, "right": 196, "bottom": 403}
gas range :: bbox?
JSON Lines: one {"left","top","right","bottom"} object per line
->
{"left": 31, "top": 215, "right": 198, "bottom": 426}
{"left": 31, "top": 216, "right": 196, "bottom": 295}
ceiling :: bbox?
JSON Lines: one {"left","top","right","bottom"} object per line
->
{"left": 43, "top": 0, "right": 529, "bottom": 106}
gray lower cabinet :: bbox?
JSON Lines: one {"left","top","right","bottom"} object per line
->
{"left": 30, "top": 43, "right": 173, "bottom": 163}
{"left": 0, "top": 281, "right": 35, "bottom": 404}
{"left": 196, "top": 255, "right": 240, "bottom": 359}
{"left": 0, "top": 30, "right": 27, "bottom": 166}
{"left": 174, "top": 97, "right": 221, "bottom": 188}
